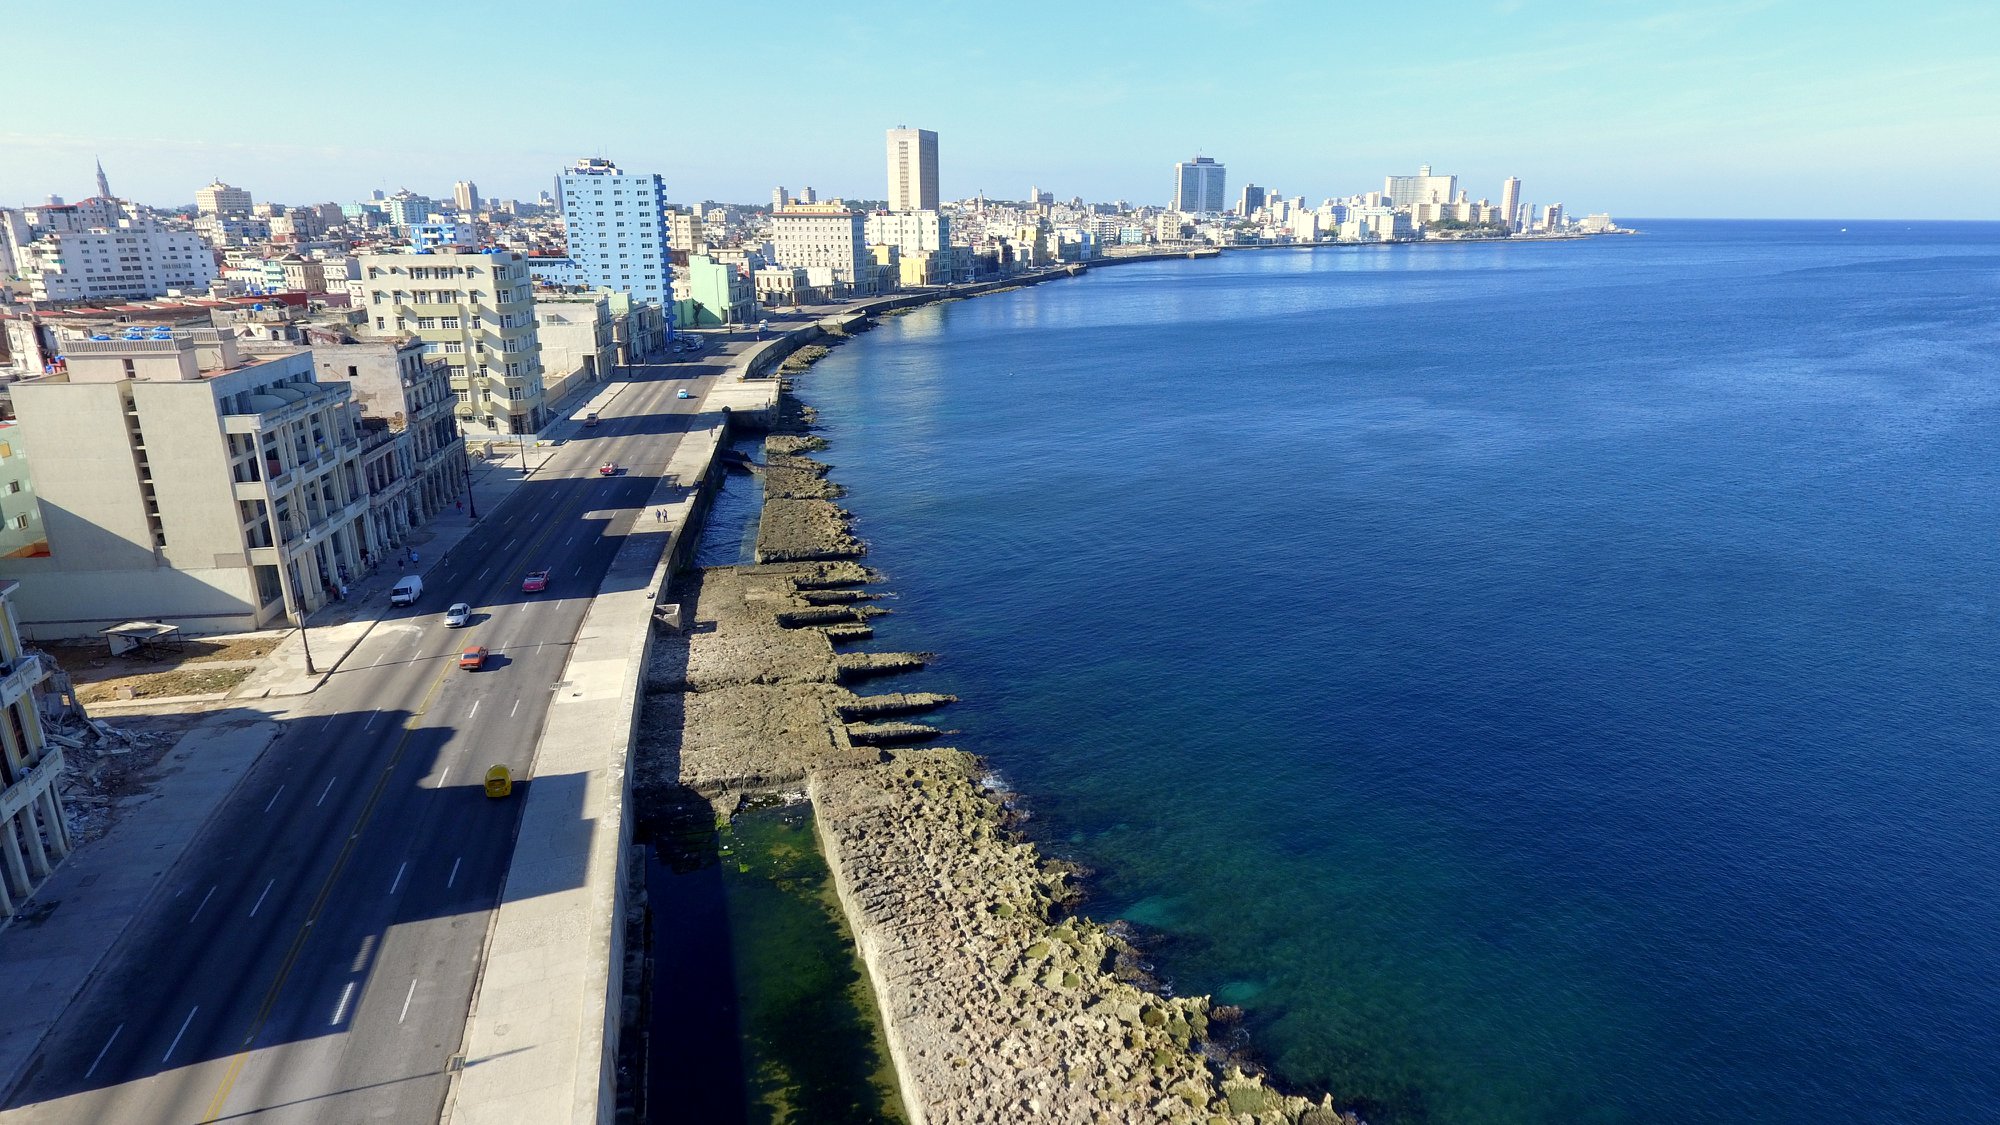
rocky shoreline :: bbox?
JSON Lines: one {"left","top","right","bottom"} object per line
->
{"left": 639, "top": 340, "right": 1352, "bottom": 1122}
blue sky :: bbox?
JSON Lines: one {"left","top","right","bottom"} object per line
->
{"left": 4, "top": 0, "right": 1995, "bottom": 218}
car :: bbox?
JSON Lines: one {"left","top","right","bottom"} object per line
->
{"left": 599, "top": 461, "right": 618, "bottom": 476}
{"left": 458, "top": 645, "right": 488, "bottom": 670}
{"left": 584, "top": 411, "right": 600, "bottom": 428}
{"left": 444, "top": 602, "right": 472, "bottom": 628}
{"left": 522, "top": 570, "right": 550, "bottom": 593}
{"left": 484, "top": 764, "right": 513, "bottom": 798}
{"left": 677, "top": 389, "right": 691, "bottom": 399}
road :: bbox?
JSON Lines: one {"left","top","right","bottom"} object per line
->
{"left": 2, "top": 347, "right": 740, "bottom": 1124}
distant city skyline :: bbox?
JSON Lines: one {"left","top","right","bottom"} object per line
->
{"left": 4, "top": 1, "right": 1997, "bottom": 219}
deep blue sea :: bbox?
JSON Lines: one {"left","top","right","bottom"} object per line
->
{"left": 778, "top": 222, "right": 2000, "bottom": 1124}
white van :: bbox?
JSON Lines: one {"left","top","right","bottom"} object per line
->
{"left": 389, "top": 575, "right": 424, "bottom": 607}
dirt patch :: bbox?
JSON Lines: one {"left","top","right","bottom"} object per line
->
{"left": 76, "top": 666, "right": 252, "bottom": 704}
{"left": 41, "top": 634, "right": 280, "bottom": 682}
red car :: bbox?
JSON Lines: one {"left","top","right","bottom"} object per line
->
{"left": 459, "top": 645, "right": 488, "bottom": 671}
{"left": 598, "top": 461, "right": 618, "bottom": 476}
{"left": 521, "top": 570, "right": 550, "bottom": 593}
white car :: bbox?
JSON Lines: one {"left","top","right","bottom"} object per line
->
{"left": 444, "top": 602, "right": 472, "bottom": 628}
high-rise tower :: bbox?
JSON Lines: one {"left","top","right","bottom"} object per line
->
{"left": 886, "top": 127, "right": 939, "bottom": 212}
{"left": 1499, "top": 177, "right": 1521, "bottom": 232}
{"left": 557, "top": 156, "right": 671, "bottom": 306}
{"left": 1171, "top": 156, "right": 1227, "bottom": 213}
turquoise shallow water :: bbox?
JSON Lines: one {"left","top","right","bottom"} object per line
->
{"left": 785, "top": 223, "right": 2000, "bottom": 1124}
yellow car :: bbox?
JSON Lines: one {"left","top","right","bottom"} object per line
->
{"left": 484, "top": 765, "right": 513, "bottom": 798}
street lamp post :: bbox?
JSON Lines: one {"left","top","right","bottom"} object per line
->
{"left": 286, "top": 559, "right": 318, "bottom": 675}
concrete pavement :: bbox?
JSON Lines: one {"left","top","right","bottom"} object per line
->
{"left": 0, "top": 715, "right": 283, "bottom": 1102}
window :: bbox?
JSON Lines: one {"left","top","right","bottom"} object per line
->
{"left": 4, "top": 481, "right": 17, "bottom": 494}
{"left": 417, "top": 317, "right": 438, "bottom": 329}
{"left": 441, "top": 316, "right": 460, "bottom": 328}
{"left": 444, "top": 342, "right": 463, "bottom": 354}
{"left": 9, "top": 514, "right": 27, "bottom": 530}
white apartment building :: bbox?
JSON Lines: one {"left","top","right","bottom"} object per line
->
{"left": 1384, "top": 165, "right": 1458, "bottom": 210}
{"left": 359, "top": 249, "right": 547, "bottom": 435}
{"left": 864, "top": 210, "right": 950, "bottom": 256}
{"left": 196, "top": 180, "right": 252, "bottom": 217}
{"left": 0, "top": 579, "right": 67, "bottom": 924}
{"left": 453, "top": 180, "right": 480, "bottom": 214}
{"left": 1, "top": 329, "right": 372, "bottom": 635}
{"left": 886, "top": 127, "right": 940, "bottom": 212}
{"left": 557, "top": 157, "right": 671, "bottom": 306}
{"left": 771, "top": 204, "right": 873, "bottom": 295}
{"left": 14, "top": 220, "right": 218, "bottom": 302}
{"left": 1499, "top": 178, "right": 1522, "bottom": 232}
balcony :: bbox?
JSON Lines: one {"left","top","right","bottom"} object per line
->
{"left": 0, "top": 653, "right": 48, "bottom": 710}
{"left": 0, "top": 744, "right": 62, "bottom": 820}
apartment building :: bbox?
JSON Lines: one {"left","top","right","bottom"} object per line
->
{"left": 533, "top": 294, "right": 615, "bottom": 404}
{"left": 0, "top": 580, "right": 65, "bottom": 924}
{"left": 1, "top": 329, "right": 371, "bottom": 635}
{"left": 195, "top": 180, "right": 252, "bottom": 217}
{"left": 14, "top": 220, "right": 218, "bottom": 302}
{"left": 302, "top": 328, "right": 467, "bottom": 549}
{"left": 770, "top": 203, "right": 873, "bottom": 295}
{"left": 557, "top": 157, "right": 671, "bottom": 306}
{"left": 359, "top": 248, "right": 547, "bottom": 435}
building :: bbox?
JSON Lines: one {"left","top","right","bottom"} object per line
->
{"left": 1499, "top": 178, "right": 1522, "bottom": 233}
{"left": 770, "top": 204, "right": 871, "bottom": 295}
{"left": 1384, "top": 165, "right": 1458, "bottom": 210}
{"left": 0, "top": 579, "right": 67, "bottom": 923}
{"left": 359, "top": 248, "right": 547, "bottom": 435}
{"left": 527, "top": 255, "right": 579, "bottom": 288}
{"left": 677, "top": 255, "right": 754, "bottom": 326}
{"left": 668, "top": 209, "right": 703, "bottom": 253}
{"left": 886, "top": 126, "right": 940, "bottom": 212}
{"left": 533, "top": 294, "right": 616, "bottom": 405}
{"left": 14, "top": 220, "right": 218, "bottom": 303}
{"left": 1238, "top": 184, "right": 1267, "bottom": 216}
{"left": 772, "top": 186, "right": 790, "bottom": 211}
{"left": 557, "top": 157, "right": 671, "bottom": 306}
{"left": 1171, "top": 156, "right": 1227, "bottom": 214}
{"left": 1, "top": 329, "right": 372, "bottom": 634}
{"left": 303, "top": 328, "right": 466, "bottom": 550}
{"left": 452, "top": 180, "right": 480, "bottom": 214}
{"left": 195, "top": 180, "right": 252, "bottom": 218}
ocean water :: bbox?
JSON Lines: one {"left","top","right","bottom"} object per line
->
{"left": 787, "top": 223, "right": 2000, "bottom": 1124}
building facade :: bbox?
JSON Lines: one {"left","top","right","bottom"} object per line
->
{"left": 359, "top": 248, "right": 547, "bottom": 435}
{"left": 1499, "top": 177, "right": 1522, "bottom": 232}
{"left": 557, "top": 157, "right": 671, "bottom": 306}
{"left": 770, "top": 204, "right": 871, "bottom": 294}
{"left": 14, "top": 220, "right": 217, "bottom": 303}
{"left": 886, "top": 127, "right": 940, "bottom": 212}
{"left": 1384, "top": 165, "right": 1458, "bottom": 210}
{"left": 0, "top": 580, "right": 66, "bottom": 924}
{"left": 2, "top": 330, "right": 372, "bottom": 634}
{"left": 196, "top": 180, "right": 252, "bottom": 217}
{"left": 1171, "top": 156, "right": 1227, "bottom": 214}
{"left": 304, "top": 330, "right": 467, "bottom": 549}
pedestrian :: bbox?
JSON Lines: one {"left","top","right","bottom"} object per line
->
{"left": 338, "top": 583, "right": 348, "bottom": 601}
{"left": 411, "top": 549, "right": 421, "bottom": 564}
{"left": 456, "top": 499, "right": 463, "bottom": 512}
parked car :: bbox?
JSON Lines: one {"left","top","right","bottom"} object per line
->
{"left": 522, "top": 570, "right": 550, "bottom": 593}
{"left": 444, "top": 602, "right": 472, "bottom": 628}
{"left": 459, "top": 645, "right": 488, "bottom": 670}
{"left": 599, "top": 461, "right": 618, "bottom": 476}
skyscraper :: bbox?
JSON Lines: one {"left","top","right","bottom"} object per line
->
{"left": 557, "top": 156, "right": 671, "bottom": 306}
{"left": 1238, "top": 184, "right": 1266, "bottom": 216}
{"left": 453, "top": 180, "right": 481, "bottom": 214}
{"left": 1171, "top": 156, "right": 1227, "bottom": 214}
{"left": 885, "top": 126, "right": 939, "bottom": 212}
{"left": 1499, "top": 177, "right": 1521, "bottom": 232}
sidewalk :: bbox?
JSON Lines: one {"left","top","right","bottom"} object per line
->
{"left": 0, "top": 714, "right": 282, "bottom": 1103}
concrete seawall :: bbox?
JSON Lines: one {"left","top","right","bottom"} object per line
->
{"left": 441, "top": 364, "right": 772, "bottom": 1123}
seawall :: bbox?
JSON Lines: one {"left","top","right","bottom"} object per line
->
{"left": 441, "top": 359, "right": 772, "bottom": 1124}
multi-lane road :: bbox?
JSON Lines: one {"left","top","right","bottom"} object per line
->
{"left": 2, "top": 351, "right": 731, "bottom": 1124}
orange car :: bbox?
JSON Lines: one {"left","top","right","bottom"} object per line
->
{"left": 459, "top": 645, "right": 488, "bottom": 670}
